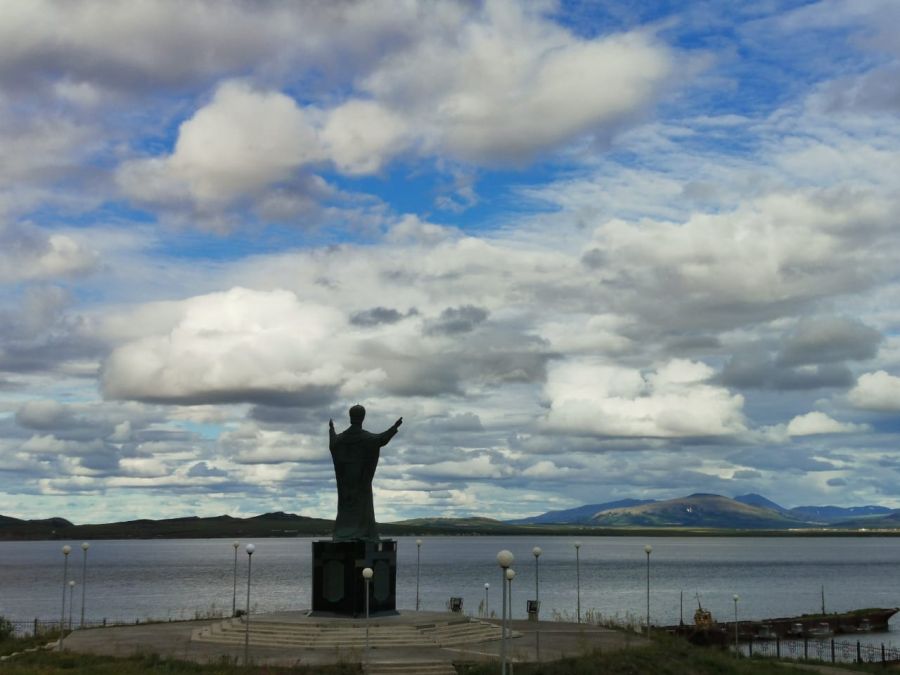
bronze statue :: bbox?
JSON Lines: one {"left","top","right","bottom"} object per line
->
{"left": 328, "top": 405, "right": 402, "bottom": 542}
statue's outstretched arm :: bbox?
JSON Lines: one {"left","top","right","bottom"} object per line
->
{"left": 329, "top": 418, "right": 336, "bottom": 449}
{"left": 378, "top": 417, "right": 402, "bottom": 446}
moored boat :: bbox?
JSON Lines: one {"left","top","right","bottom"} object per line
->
{"left": 807, "top": 622, "right": 833, "bottom": 638}
{"left": 667, "top": 607, "right": 897, "bottom": 644}
{"left": 756, "top": 624, "right": 777, "bottom": 639}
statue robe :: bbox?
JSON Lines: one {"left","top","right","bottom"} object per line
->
{"left": 329, "top": 423, "right": 398, "bottom": 542}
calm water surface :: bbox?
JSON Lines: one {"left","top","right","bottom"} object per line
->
{"left": 2, "top": 536, "right": 899, "bottom": 638}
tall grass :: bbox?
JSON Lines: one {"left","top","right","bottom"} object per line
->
{"left": 457, "top": 636, "right": 815, "bottom": 675}
{"left": 0, "top": 650, "right": 362, "bottom": 674}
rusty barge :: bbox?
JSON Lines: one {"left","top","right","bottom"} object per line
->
{"left": 667, "top": 601, "right": 898, "bottom": 646}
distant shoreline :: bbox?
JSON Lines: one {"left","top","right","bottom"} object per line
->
{"left": 3, "top": 512, "right": 900, "bottom": 541}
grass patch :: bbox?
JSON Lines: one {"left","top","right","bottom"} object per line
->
{"left": 0, "top": 650, "right": 362, "bottom": 674}
{"left": 457, "top": 637, "right": 818, "bottom": 675}
{"left": 0, "top": 630, "right": 60, "bottom": 657}
{"left": 5, "top": 631, "right": 894, "bottom": 675}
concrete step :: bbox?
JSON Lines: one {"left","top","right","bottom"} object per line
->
{"left": 205, "top": 641, "right": 428, "bottom": 648}
{"left": 208, "top": 626, "right": 400, "bottom": 635}
{"left": 194, "top": 633, "right": 459, "bottom": 648}
{"left": 365, "top": 662, "right": 456, "bottom": 675}
{"left": 195, "top": 637, "right": 433, "bottom": 648}
{"left": 195, "top": 634, "right": 502, "bottom": 648}
{"left": 209, "top": 631, "right": 427, "bottom": 643}
{"left": 192, "top": 615, "right": 514, "bottom": 649}
{"left": 431, "top": 625, "right": 500, "bottom": 636}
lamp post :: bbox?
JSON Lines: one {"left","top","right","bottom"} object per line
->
{"left": 733, "top": 594, "right": 739, "bottom": 654}
{"left": 244, "top": 543, "right": 255, "bottom": 666}
{"left": 59, "top": 545, "right": 71, "bottom": 650}
{"left": 79, "top": 542, "right": 89, "bottom": 628}
{"left": 363, "top": 567, "right": 373, "bottom": 658}
{"left": 533, "top": 545, "right": 542, "bottom": 661}
{"left": 496, "top": 549, "right": 514, "bottom": 675}
{"left": 506, "top": 567, "right": 517, "bottom": 667}
{"left": 574, "top": 541, "right": 581, "bottom": 624}
{"left": 509, "top": 566, "right": 513, "bottom": 621}
{"left": 484, "top": 582, "right": 490, "bottom": 618}
{"left": 505, "top": 568, "right": 516, "bottom": 624}
{"left": 231, "top": 541, "right": 239, "bottom": 617}
{"left": 644, "top": 544, "right": 652, "bottom": 634}
{"left": 68, "top": 580, "right": 75, "bottom": 630}
{"left": 415, "top": 539, "right": 422, "bottom": 611}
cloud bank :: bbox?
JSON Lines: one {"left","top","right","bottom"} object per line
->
{"left": 1, "top": 1, "right": 900, "bottom": 523}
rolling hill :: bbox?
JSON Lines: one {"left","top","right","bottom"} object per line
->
{"left": 830, "top": 511, "right": 900, "bottom": 529}
{"left": 589, "top": 493, "right": 808, "bottom": 529}
{"left": 733, "top": 493, "right": 789, "bottom": 514}
{"left": 789, "top": 504, "right": 893, "bottom": 523}
{"left": 4, "top": 493, "right": 900, "bottom": 540}
{"left": 507, "top": 498, "right": 656, "bottom": 524}
{"left": 0, "top": 512, "right": 334, "bottom": 540}
{"left": 517, "top": 493, "right": 898, "bottom": 529}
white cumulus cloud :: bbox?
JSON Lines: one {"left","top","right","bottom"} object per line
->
{"left": 582, "top": 188, "right": 896, "bottom": 329}
{"left": 543, "top": 358, "right": 746, "bottom": 438}
{"left": 101, "top": 287, "right": 362, "bottom": 405}
{"left": 786, "top": 411, "right": 865, "bottom": 436}
{"left": 0, "top": 224, "right": 97, "bottom": 282}
{"left": 114, "top": 3, "right": 675, "bottom": 213}
{"left": 118, "top": 81, "right": 321, "bottom": 206}
{"left": 363, "top": 4, "right": 672, "bottom": 163}
{"left": 848, "top": 370, "right": 900, "bottom": 411}
{"left": 320, "top": 100, "right": 410, "bottom": 175}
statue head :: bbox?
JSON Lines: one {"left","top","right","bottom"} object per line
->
{"left": 349, "top": 404, "right": 366, "bottom": 425}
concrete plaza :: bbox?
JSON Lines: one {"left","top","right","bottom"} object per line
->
{"left": 60, "top": 610, "right": 650, "bottom": 671}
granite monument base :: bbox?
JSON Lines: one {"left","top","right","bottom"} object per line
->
{"left": 311, "top": 539, "right": 397, "bottom": 616}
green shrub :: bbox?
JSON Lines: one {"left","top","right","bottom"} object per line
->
{"left": 0, "top": 615, "right": 14, "bottom": 641}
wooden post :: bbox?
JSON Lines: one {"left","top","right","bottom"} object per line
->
{"left": 857, "top": 640, "right": 862, "bottom": 664}
{"left": 831, "top": 639, "right": 835, "bottom": 663}
{"left": 776, "top": 636, "right": 780, "bottom": 658}
{"left": 804, "top": 636, "right": 808, "bottom": 660}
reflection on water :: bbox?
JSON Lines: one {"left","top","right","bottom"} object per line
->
{"left": 1, "top": 535, "right": 899, "bottom": 644}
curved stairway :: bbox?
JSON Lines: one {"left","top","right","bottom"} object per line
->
{"left": 191, "top": 612, "right": 511, "bottom": 649}
{"left": 364, "top": 662, "right": 457, "bottom": 675}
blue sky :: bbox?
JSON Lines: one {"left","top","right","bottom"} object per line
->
{"left": 2, "top": 0, "right": 900, "bottom": 524}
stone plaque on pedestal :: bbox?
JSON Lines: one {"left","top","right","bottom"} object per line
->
{"left": 311, "top": 539, "right": 397, "bottom": 616}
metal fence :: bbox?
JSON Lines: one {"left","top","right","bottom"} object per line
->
{"left": 740, "top": 636, "right": 900, "bottom": 666}
{"left": 6, "top": 616, "right": 210, "bottom": 638}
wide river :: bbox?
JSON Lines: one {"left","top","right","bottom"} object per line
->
{"left": 2, "top": 536, "right": 899, "bottom": 639}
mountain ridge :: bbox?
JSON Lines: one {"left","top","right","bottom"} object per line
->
{"left": 508, "top": 498, "right": 657, "bottom": 524}
{"left": 588, "top": 493, "right": 806, "bottom": 529}
{"left": 3, "top": 493, "right": 900, "bottom": 539}
{"left": 733, "top": 493, "right": 789, "bottom": 514}
{"left": 517, "top": 493, "right": 897, "bottom": 527}
{"left": 790, "top": 504, "right": 892, "bottom": 523}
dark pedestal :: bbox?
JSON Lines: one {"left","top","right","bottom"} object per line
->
{"left": 311, "top": 539, "right": 397, "bottom": 616}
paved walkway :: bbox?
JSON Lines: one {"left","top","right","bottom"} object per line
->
{"left": 60, "top": 611, "right": 649, "bottom": 668}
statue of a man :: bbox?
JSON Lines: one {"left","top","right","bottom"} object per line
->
{"left": 328, "top": 405, "right": 402, "bottom": 542}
